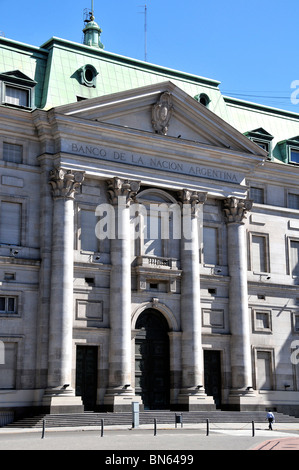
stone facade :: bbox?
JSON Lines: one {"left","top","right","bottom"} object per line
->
{"left": 1, "top": 26, "right": 299, "bottom": 417}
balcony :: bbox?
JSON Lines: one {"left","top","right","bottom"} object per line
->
{"left": 136, "top": 256, "right": 179, "bottom": 270}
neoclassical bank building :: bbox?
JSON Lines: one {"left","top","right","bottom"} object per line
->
{"left": 1, "top": 13, "right": 299, "bottom": 417}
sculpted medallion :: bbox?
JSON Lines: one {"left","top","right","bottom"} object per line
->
{"left": 152, "top": 92, "right": 173, "bottom": 135}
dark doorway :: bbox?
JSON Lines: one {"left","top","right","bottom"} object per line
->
{"left": 76, "top": 346, "right": 98, "bottom": 411}
{"left": 135, "top": 309, "right": 170, "bottom": 410}
{"left": 204, "top": 350, "right": 222, "bottom": 408}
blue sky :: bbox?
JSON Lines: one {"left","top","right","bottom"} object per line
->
{"left": 1, "top": 0, "right": 299, "bottom": 112}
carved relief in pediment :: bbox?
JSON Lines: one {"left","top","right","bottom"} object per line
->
{"left": 152, "top": 92, "right": 173, "bottom": 135}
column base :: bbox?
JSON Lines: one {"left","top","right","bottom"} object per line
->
{"left": 178, "top": 388, "right": 216, "bottom": 411}
{"left": 228, "top": 388, "right": 258, "bottom": 411}
{"left": 104, "top": 387, "right": 143, "bottom": 412}
{"left": 42, "top": 387, "right": 84, "bottom": 414}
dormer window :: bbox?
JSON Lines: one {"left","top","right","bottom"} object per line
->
{"left": 244, "top": 128, "right": 273, "bottom": 156}
{"left": 278, "top": 136, "right": 299, "bottom": 165}
{"left": 0, "top": 70, "right": 37, "bottom": 109}
{"left": 194, "top": 93, "right": 211, "bottom": 108}
{"left": 78, "top": 64, "right": 98, "bottom": 87}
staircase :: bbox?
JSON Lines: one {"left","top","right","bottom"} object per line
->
{"left": 5, "top": 410, "right": 299, "bottom": 429}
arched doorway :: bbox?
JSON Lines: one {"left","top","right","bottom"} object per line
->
{"left": 135, "top": 309, "right": 170, "bottom": 410}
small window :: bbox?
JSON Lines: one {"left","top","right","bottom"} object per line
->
{"left": 149, "top": 283, "right": 158, "bottom": 290}
{"left": 290, "top": 149, "right": 299, "bottom": 164}
{"left": 194, "top": 93, "right": 210, "bottom": 108}
{"left": 256, "top": 141, "right": 269, "bottom": 152}
{"left": 4, "top": 85, "right": 29, "bottom": 107}
{"left": 85, "top": 277, "right": 95, "bottom": 286}
{"left": 253, "top": 309, "right": 272, "bottom": 333}
{"left": 244, "top": 128, "right": 273, "bottom": 157}
{"left": 250, "top": 187, "right": 264, "bottom": 204}
{"left": 0, "top": 296, "right": 17, "bottom": 314}
{"left": 0, "top": 70, "right": 36, "bottom": 110}
{"left": 295, "top": 314, "right": 299, "bottom": 332}
{"left": 288, "top": 193, "right": 299, "bottom": 210}
{"left": 257, "top": 294, "right": 266, "bottom": 300}
{"left": 4, "top": 273, "right": 15, "bottom": 281}
{"left": 3, "top": 142, "right": 23, "bottom": 164}
{"left": 256, "top": 312, "right": 270, "bottom": 329}
{"left": 79, "top": 64, "right": 98, "bottom": 87}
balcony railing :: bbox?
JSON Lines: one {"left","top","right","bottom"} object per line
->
{"left": 136, "top": 256, "right": 178, "bottom": 269}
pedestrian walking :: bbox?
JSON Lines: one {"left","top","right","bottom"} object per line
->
{"left": 267, "top": 410, "right": 275, "bottom": 430}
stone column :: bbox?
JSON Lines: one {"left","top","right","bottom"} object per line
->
{"left": 43, "top": 168, "right": 85, "bottom": 413}
{"left": 223, "top": 197, "right": 255, "bottom": 408}
{"left": 104, "top": 177, "right": 142, "bottom": 411}
{"left": 178, "top": 189, "right": 215, "bottom": 410}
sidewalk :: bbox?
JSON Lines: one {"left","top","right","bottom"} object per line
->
{"left": 0, "top": 422, "right": 299, "bottom": 451}
{"left": 252, "top": 437, "right": 299, "bottom": 450}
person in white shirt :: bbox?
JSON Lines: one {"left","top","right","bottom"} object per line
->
{"left": 267, "top": 411, "right": 275, "bottom": 430}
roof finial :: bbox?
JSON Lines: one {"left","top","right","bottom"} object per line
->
{"left": 83, "top": 1, "right": 104, "bottom": 49}
{"left": 90, "top": 0, "right": 94, "bottom": 20}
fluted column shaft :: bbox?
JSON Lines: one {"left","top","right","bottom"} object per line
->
{"left": 179, "top": 190, "right": 207, "bottom": 393}
{"left": 107, "top": 178, "right": 140, "bottom": 392}
{"left": 47, "top": 168, "right": 85, "bottom": 390}
{"left": 224, "top": 197, "right": 253, "bottom": 391}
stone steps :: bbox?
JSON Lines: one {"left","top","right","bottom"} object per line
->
{"left": 6, "top": 410, "right": 299, "bottom": 428}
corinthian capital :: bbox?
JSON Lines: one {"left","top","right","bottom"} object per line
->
{"left": 223, "top": 197, "right": 252, "bottom": 223}
{"left": 178, "top": 189, "right": 207, "bottom": 213}
{"left": 107, "top": 177, "right": 140, "bottom": 206}
{"left": 49, "top": 168, "right": 85, "bottom": 199}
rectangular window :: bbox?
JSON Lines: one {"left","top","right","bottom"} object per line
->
{"left": 294, "top": 314, "right": 299, "bottom": 332}
{"left": 251, "top": 234, "right": 268, "bottom": 272}
{"left": 0, "top": 202, "right": 22, "bottom": 245}
{"left": 256, "top": 312, "right": 269, "bottom": 329}
{"left": 0, "top": 342, "right": 17, "bottom": 389}
{"left": 290, "top": 149, "right": 299, "bottom": 164}
{"left": 144, "top": 213, "right": 163, "bottom": 257}
{"left": 256, "top": 141, "right": 269, "bottom": 152}
{"left": 3, "top": 142, "right": 23, "bottom": 164}
{"left": 254, "top": 310, "right": 271, "bottom": 331}
{"left": 288, "top": 193, "right": 299, "bottom": 210}
{"left": 4, "top": 85, "right": 29, "bottom": 107}
{"left": 256, "top": 350, "right": 273, "bottom": 390}
{"left": 0, "top": 296, "right": 17, "bottom": 314}
{"left": 290, "top": 240, "right": 299, "bottom": 276}
{"left": 250, "top": 187, "right": 264, "bottom": 204}
{"left": 80, "top": 209, "right": 99, "bottom": 252}
{"left": 203, "top": 226, "right": 218, "bottom": 265}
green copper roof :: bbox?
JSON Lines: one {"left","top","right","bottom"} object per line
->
{"left": 1, "top": 32, "right": 299, "bottom": 165}
{"left": 36, "top": 36, "right": 224, "bottom": 112}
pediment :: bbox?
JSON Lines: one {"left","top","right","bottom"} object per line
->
{"left": 244, "top": 127, "right": 274, "bottom": 141}
{"left": 55, "top": 81, "right": 267, "bottom": 157}
{"left": 0, "top": 70, "right": 37, "bottom": 86}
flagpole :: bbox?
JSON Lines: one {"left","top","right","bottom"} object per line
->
{"left": 144, "top": 3, "right": 147, "bottom": 62}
